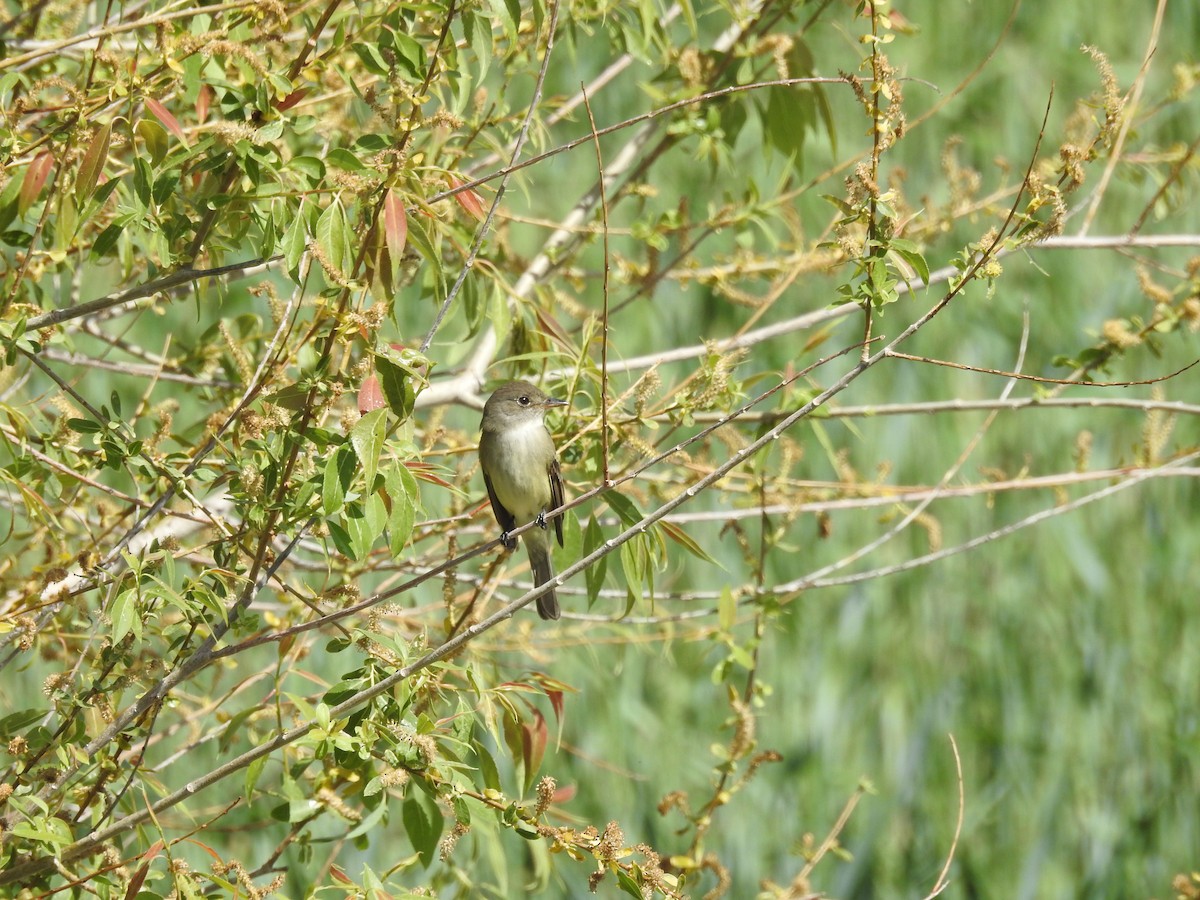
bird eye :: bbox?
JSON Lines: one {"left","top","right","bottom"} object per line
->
{"left": 518, "top": 396, "right": 530, "bottom": 406}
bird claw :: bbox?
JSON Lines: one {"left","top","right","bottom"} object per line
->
{"left": 499, "top": 531, "right": 517, "bottom": 551}
{"left": 535, "top": 511, "right": 548, "bottom": 530}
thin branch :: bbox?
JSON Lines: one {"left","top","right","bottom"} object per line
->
{"left": 418, "top": 0, "right": 560, "bottom": 353}
{"left": 922, "top": 734, "right": 965, "bottom": 900}
{"left": 582, "top": 85, "right": 613, "bottom": 485}
{"left": 783, "top": 449, "right": 1200, "bottom": 593}
{"left": 25, "top": 257, "right": 281, "bottom": 331}
{"left": 885, "top": 350, "right": 1199, "bottom": 387}
{"left": 0, "top": 1, "right": 260, "bottom": 72}
{"left": 1077, "top": 0, "right": 1167, "bottom": 235}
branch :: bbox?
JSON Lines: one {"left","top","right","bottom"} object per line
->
{"left": 24, "top": 257, "right": 281, "bottom": 331}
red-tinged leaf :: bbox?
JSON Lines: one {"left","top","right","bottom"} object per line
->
{"left": 19, "top": 152, "right": 54, "bottom": 216}
{"left": 448, "top": 175, "right": 487, "bottom": 222}
{"left": 75, "top": 121, "right": 111, "bottom": 201}
{"left": 123, "top": 860, "right": 151, "bottom": 900}
{"left": 330, "top": 866, "right": 353, "bottom": 884}
{"left": 521, "top": 709, "right": 547, "bottom": 789}
{"left": 275, "top": 88, "right": 308, "bottom": 112}
{"left": 533, "top": 305, "right": 574, "bottom": 351}
{"left": 383, "top": 188, "right": 408, "bottom": 261}
{"left": 552, "top": 783, "right": 576, "bottom": 803}
{"left": 660, "top": 520, "right": 719, "bottom": 565}
{"left": 145, "top": 96, "right": 188, "bottom": 145}
{"left": 547, "top": 689, "right": 564, "bottom": 724}
{"left": 122, "top": 837, "right": 164, "bottom": 900}
{"left": 495, "top": 680, "right": 536, "bottom": 693}
{"left": 409, "top": 468, "right": 453, "bottom": 489}
{"left": 178, "top": 836, "right": 221, "bottom": 862}
{"left": 358, "top": 374, "right": 386, "bottom": 413}
{"left": 196, "top": 84, "right": 213, "bottom": 124}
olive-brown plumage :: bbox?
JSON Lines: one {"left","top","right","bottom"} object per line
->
{"left": 478, "top": 381, "right": 567, "bottom": 619}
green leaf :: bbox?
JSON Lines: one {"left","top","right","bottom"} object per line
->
{"left": 136, "top": 118, "right": 169, "bottom": 168}
{"left": 66, "top": 417, "right": 102, "bottom": 434}
{"left": 0, "top": 709, "right": 50, "bottom": 734}
{"left": 11, "top": 817, "right": 73, "bottom": 846}
{"left": 327, "top": 519, "right": 355, "bottom": 559}
{"left": 91, "top": 222, "right": 124, "bottom": 259}
{"left": 322, "top": 445, "right": 356, "bottom": 515}
{"left": 315, "top": 198, "right": 351, "bottom": 280}
{"left": 110, "top": 587, "right": 139, "bottom": 645}
{"left": 325, "top": 147, "right": 365, "bottom": 171}
{"left": 344, "top": 493, "right": 388, "bottom": 558}
{"left": 551, "top": 510, "right": 582, "bottom": 574}
{"left": 132, "top": 156, "right": 153, "bottom": 207}
{"left": 476, "top": 741, "right": 502, "bottom": 792}
{"left": 889, "top": 238, "right": 931, "bottom": 285}
{"left": 350, "top": 407, "right": 388, "bottom": 496}
{"left": 583, "top": 515, "right": 608, "bottom": 606}
{"left": 152, "top": 170, "right": 180, "bottom": 206}
{"left": 620, "top": 539, "right": 647, "bottom": 612}
{"left": 353, "top": 42, "right": 392, "bottom": 77}
{"left": 463, "top": 8, "right": 492, "bottom": 87}
{"left": 385, "top": 463, "right": 417, "bottom": 556}
{"left": 617, "top": 868, "right": 644, "bottom": 898}
{"left": 245, "top": 756, "right": 266, "bottom": 799}
{"left": 718, "top": 585, "right": 737, "bottom": 632}
{"left": 484, "top": 0, "right": 518, "bottom": 44}
{"left": 605, "top": 491, "right": 643, "bottom": 529}
{"left": 286, "top": 155, "right": 325, "bottom": 185}
{"left": 391, "top": 32, "right": 428, "bottom": 81}
{"left": 403, "top": 793, "right": 443, "bottom": 868}
{"left": 345, "top": 796, "right": 388, "bottom": 840}
{"left": 374, "top": 354, "right": 417, "bottom": 420}
{"left": 282, "top": 199, "right": 309, "bottom": 272}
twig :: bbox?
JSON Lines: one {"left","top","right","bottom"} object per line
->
{"left": 418, "top": 0, "right": 560, "bottom": 353}
{"left": 885, "top": 350, "right": 1199, "bottom": 387}
{"left": 25, "top": 257, "right": 281, "bottom": 331}
{"left": 922, "top": 735, "right": 964, "bottom": 899}
{"left": 582, "top": 85, "right": 613, "bottom": 485}
{"left": 1077, "top": 0, "right": 1167, "bottom": 235}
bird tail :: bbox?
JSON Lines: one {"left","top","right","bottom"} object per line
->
{"left": 525, "top": 536, "right": 561, "bottom": 620}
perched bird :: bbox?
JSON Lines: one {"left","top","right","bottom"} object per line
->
{"left": 478, "top": 381, "right": 567, "bottom": 619}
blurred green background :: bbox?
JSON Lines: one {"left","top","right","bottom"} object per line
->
{"left": 493, "top": 2, "right": 1200, "bottom": 897}
{"left": 2, "top": 1, "right": 1197, "bottom": 897}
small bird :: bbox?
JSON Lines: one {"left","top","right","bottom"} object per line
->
{"left": 477, "top": 381, "right": 568, "bottom": 620}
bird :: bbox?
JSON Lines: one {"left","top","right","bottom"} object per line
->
{"left": 477, "top": 381, "right": 568, "bottom": 620}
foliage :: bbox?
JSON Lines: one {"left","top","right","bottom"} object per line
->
{"left": 0, "top": 0, "right": 1198, "bottom": 897}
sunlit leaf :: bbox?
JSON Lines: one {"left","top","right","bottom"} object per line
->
{"left": 383, "top": 188, "right": 408, "bottom": 263}
{"left": 448, "top": 175, "right": 487, "bottom": 222}
{"left": 144, "top": 96, "right": 188, "bottom": 145}
{"left": 18, "top": 152, "right": 54, "bottom": 217}
{"left": 75, "top": 121, "right": 111, "bottom": 201}
{"left": 358, "top": 374, "right": 386, "bottom": 413}
{"left": 350, "top": 407, "right": 388, "bottom": 496}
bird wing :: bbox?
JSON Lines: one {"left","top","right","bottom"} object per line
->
{"left": 548, "top": 457, "right": 565, "bottom": 547}
{"left": 482, "top": 470, "right": 517, "bottom": 534}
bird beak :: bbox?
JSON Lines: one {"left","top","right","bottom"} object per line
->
{"left": 544, "top": 396, "right": 568, "bottom": 409}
